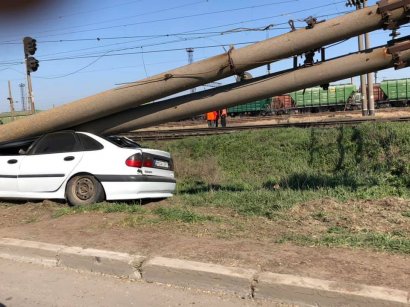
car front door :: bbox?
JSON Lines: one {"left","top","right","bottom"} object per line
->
{"left": 18, "top": 132, "right": 83, "bottom": 193}
{"left": 0, "top": 155, "right": 20, "bottom": 193}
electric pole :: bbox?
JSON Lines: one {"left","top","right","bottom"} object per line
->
{"left": 19, "top": 83, "right": 26, "bottom": 112}
{"left": 364, "top": 0, "right": 375, "bottom": 116}
{"left": 186, "top": 48, "right": 196, "bottom": 94}
{"left": 346, "top": 1, "right": 368, "bottom": 116}
{"left": 7, "top": 81, "right": 16, "bottom": 121}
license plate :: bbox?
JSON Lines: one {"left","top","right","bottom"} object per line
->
{"left": 154, "top": 160, "right": 169, "bottom": 168}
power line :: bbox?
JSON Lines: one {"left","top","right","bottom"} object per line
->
{"left": 0, "top": 0, "right": 299, "bottom": 42}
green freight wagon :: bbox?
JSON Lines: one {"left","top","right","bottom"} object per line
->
{"left": 289, "top": 84, "right": 358, "bottom": 110}
{"left": 228, "top": 98, "right": 272, "bottom": 116}
{"left": 380, "top": 78, "right": 410, "bottom": 106}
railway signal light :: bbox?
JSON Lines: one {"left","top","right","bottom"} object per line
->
{"left": 26, "top": 56, "right": 39, "bottom": 73}
{"left": 23, "top": 37, "right": 37, "bottom": 56}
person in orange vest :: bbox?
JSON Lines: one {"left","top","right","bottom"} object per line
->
{"left": 220, "top": 108, "right": 227, "bottom": 128}
{"left": 206, "top": 111, "right": 216, "bottom": 127}
{"left": 214, "top": 110, "right": 219, "bottom": 128}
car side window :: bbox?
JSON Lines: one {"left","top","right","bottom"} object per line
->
{"left": 31, "top": 132, "right": 80, "bottom": 155}
{"left": 77, "top": 133, "right": 104, "bottom": 151}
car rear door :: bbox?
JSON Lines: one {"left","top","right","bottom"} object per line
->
{"left": 0, "top": 155, "right": 20, "bottom": 192}
{"left": 18, "top": 132, "right": 83, "bottom": 193}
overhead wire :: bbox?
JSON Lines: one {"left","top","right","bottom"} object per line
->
{"left": 0, "top": 0, "right": 299, "bottom": 42}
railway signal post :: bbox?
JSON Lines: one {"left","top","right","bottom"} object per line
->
{"left": 23, "top": 36, "right": 39, "bottom": 115}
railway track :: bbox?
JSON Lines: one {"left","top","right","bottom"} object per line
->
{"left": 123, "top": 116, "right": 410, "bottom": 142}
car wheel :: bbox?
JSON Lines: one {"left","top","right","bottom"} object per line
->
{"left": 66, "top": 175, "right": 105, "bottom": 206}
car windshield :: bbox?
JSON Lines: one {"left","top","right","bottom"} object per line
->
{"left": 104, "top": 136, "right": 141, "bottom": 148}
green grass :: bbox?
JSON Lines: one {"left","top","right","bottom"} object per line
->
{"left": 52, "top": 202, "right": 145, "bottom": 218}
{"left": 276, "top": 230, "right": 410, "bottom": 254}
{"left": 148, "top": 122, "right": 410, "bottom": 218}
{"left": 52, "top": 122, "right": 410, "bottom": 254}
{"left": 152, "top": 207, "right": 219, "bottom": 223}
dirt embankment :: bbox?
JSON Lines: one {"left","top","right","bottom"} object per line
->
{"left": 0, "top": 199, "right": 409, "bottom": 291}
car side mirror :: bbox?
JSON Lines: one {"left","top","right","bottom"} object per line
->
{"left": 18, "top": 149, "right": 26, "bottom": 155}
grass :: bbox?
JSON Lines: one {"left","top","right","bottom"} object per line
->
{"left": 276, "top": 230, "right": 410, "bottom": 254}
{"left": 152, "top": 207, "right": 218, "bottom": 223}
{"left": 51, "top": 122, "right": 410, "bottom": 254}
{"left": 52, "top": 202, "right": 145, "bottom": 218}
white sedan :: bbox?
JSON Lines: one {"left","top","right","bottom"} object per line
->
{"left": 0, "top": 131, "right": 176, "bottom": 206}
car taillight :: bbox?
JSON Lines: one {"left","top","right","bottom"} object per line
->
{"left": 126, "top": 153, "right": 143, "bottom": 168}
{"left": 143, "top": 157, "right": 153, "bottom": 168}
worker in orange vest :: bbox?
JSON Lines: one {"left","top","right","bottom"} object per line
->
{"left": 214, "top": 110, "right": 219, "bottom": 128}
{"left": 206, "top": 111, "right": 216, "bottom": 127}
{"left": 220, "top": 108, "right": 227, "bottom": 128}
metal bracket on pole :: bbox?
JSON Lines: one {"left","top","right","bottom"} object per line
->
{"left": 387, "top": 37, "right": 410, "bottom": 69}
{"left": 377, "top": 0, "right": 410, "bottom": 31}
{"left": 304, "top": 16, "right": 325, "bottom": 29}
{"left": 288, "top": 20, "right": 296, "bottom": 32}
{"left": 227, "top": 45, "right": 241, "bottom": 78}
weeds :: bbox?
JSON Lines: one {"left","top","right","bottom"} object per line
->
{"left": 277, "top": 230, "right": 410, "bottom": 254}
{"left": 52, "top": 202, "right": 144, "bottom": 218}
{"left": 153, "top": 207, "right": 218, "bottom": 223}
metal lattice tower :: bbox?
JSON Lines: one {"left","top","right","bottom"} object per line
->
{"left": 186, "top": 48, "right": 196, "bottom": 93}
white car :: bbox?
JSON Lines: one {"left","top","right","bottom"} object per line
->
{"left": 0, "top": 131, "right": 176, "bottom": 205}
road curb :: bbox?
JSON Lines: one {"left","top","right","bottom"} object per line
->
{"left": 0, "top": 238, "right": 408, "bottom": 306}
{"left": 142, "top": 256, "right": 256, "bottom": 297}
{"left": 254, "top": 271, "right": 409, "bottom": 307}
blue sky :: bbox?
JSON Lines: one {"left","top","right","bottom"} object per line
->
{"left": 0, "top": 0, "right": 409, "bottom": 113}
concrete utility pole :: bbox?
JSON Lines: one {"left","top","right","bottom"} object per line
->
{"left": 364, "top": 0, "right": 375, "bottom": 116}
{"left": 0, "top": 0, "right": 409, "bottom": 143}
{"left": 19, "top": 83, "right": 26, "bottom": 112}
{"left": 7, "top": 81, "right": 16, "bottom": 121}
{"left": 354, "top": 1, "right": 369, "bottom": 116}
{"left": 76, "top": 40, "right": 410, "bottom": 135}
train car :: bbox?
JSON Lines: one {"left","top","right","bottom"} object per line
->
{"left": 228, "top": 98, "right": 272, "bottom": 116}
{"left": 379, "top": 78, "right": 410, "bottom": 107}
{"left": 289, "top": 84, "right": 358, "bottom": 112}
{"left": 271, "top": 95, "right": 294, "bottom": 115}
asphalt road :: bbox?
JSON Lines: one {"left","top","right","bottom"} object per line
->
{"left": 0, "top": 258, "right": 278, "bottom": 307}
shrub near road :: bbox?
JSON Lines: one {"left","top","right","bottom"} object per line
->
{"left": 149, "top": 122, "right": 410, "bottom": 253}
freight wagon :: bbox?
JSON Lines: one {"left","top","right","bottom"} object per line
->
{"left": 228, "top": 98, "right": 272, "bottom": 116}
{"left": 288, "top": 84, "right": 359, "bottom": 112}
{"left": 378, "top": 78, "right": 410, "bottom": 107}
{"left": 228, "top": 84, "right": 359, "bottom": 116}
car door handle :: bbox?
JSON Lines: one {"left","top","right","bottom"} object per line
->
{"left": 64, "top": 156, "right": 75, "bottom": 161}
{"left": 7, "top": 159, "right": 18, "bottom": 164}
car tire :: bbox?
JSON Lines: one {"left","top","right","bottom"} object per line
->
{"left": 66, "top": 174, "right": 105, "bottom": 206}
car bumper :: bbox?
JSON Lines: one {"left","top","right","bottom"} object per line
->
{"left": 97, "top": 175, "right": 176, "bottom": 200}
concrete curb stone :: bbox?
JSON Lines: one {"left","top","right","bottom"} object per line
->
{"left": 58, "top": 246, "right": 145, "bottom": 279}
{"left": 142, "top": 256, "right": 256, "bottom": 297}
{"left": 0, "top": 237, "right": 64, "bottom": 266}
{"left": 254, "top": 272, "right": 410, "bottom": 307}
{"left": 0, "top": 238, "right": 409, "bottom": 306}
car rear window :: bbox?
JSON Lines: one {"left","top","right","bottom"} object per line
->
{"left": 77, "top": 133, "right": 104, "bottom": 151}
{"left": 104, "top": 136, "right": 141, "bottom": 148}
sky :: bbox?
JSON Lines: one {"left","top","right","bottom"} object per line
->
{"left": 0, "top": 0, "right": 409, "bottom": 113}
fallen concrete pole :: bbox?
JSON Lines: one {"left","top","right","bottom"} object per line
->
{"left": 76, "top": 38, "right": 410, "bottom": 135}
{"left": 0, "top": 0, "right": 409, "bottom": 143}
